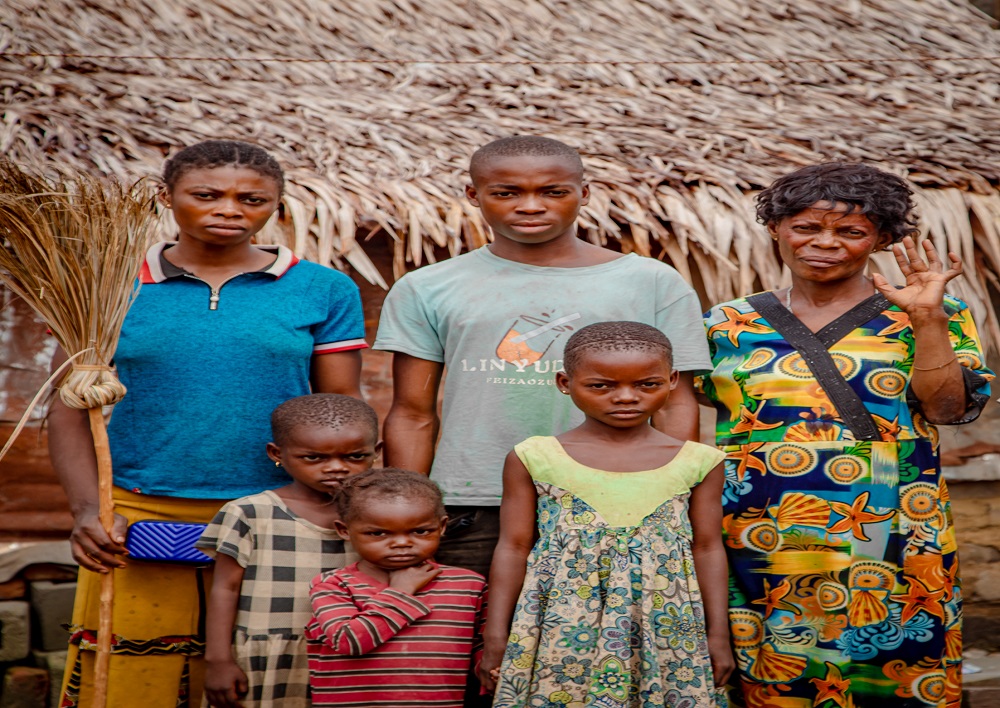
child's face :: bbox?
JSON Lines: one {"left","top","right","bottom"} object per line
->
{"left": 162, "top": 166, "right": 281, "bottom": 248}
{"left": 555, "top": 348, "right": 679, "bottom": 428}
{"left": 266, "top": 423, "right": 379, "bottom": 497}
{"left": 465, "top": 155, "right": 589, "bottom": 248}
{"left": 335, "top": 496, "right": 446, "bottom": 572}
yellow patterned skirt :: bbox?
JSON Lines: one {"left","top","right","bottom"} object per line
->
{"left": 60, "top": 488, "right": 226, "bottom": 708}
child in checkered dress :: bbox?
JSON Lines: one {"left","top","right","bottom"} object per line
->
{"left": 197, "top": 394, "right": 381, "bottom": 708}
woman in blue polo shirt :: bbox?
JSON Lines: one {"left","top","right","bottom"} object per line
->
{"left": 47, "top": 140, "right": 368, "bottom": 707}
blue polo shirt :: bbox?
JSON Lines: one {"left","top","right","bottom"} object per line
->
{"left": 107, "top": 243, "right": 367, "bottom": 498}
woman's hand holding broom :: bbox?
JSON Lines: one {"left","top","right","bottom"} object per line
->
{"left": 71, "top": 510, "right": 128, "bottom": 573}
{"left": 48, "top": 349, "right": 129, "bottom": 573}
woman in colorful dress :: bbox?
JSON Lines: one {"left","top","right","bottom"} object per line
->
{"left": 699, "top": 162, "right": 993, "bottom": 708}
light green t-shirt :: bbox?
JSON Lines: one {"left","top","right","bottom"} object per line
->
{"left": 374, "top": 247, "right": 712, "bottom": 506}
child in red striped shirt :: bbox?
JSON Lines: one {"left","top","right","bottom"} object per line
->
{"left": 306, "top": 468, "right": 487, "bottom": 708}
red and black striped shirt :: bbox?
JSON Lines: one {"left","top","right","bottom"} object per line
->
{"left": 306, "top": 563, "right": 487, "bottom": 707}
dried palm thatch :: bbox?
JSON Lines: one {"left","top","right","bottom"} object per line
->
{"left": 2, "top": 0, "right": 1000, "bottom": 343}
{"left": 0, "top": 161, "right": 155, "bottom": 706}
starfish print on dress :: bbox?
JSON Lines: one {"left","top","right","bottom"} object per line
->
{"left": 751, "top": 578, "right": 800, "bottom": 619}
{"left": 707, "top": 306, "right": 771, "bottom": 346}
{"left": 890, "top": 576, "right": 946, "bottom": 624}
{"left": 871, "top": 413, "right": 902, "bottom": 440}
{"left": 809, "top": 661, "right": 850, "bottom": 708}
{"left": 877, "top": 309, "right": 911, "bottom": 337}
{"left": 728, "top": 443, "right": 767, "bottom": 482}
{"left": 827, "top": 491, "right": 895, "bottom": 542}
{"left": 731, "top": 404, "right": 783, "bottom": 435}
{"left": 943, "top": 557, "right": 959, "bottom": 602}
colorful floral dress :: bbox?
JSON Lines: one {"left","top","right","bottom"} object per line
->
{"left": 698, "top": 293, "right": 993, "bottom": 708}
{"left": 493, "top": 436, "right": 727, "bottom": 708}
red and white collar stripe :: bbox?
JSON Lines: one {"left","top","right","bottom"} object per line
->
{"left": 138, "top": 242, "right": 299, "bottom": 284}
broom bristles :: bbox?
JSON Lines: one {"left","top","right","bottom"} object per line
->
{"left": 0, "top": 161, "right": 155, "bottom": 412}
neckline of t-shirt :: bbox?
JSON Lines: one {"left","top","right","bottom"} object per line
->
{"left": 263, "top": 489, "right": 341, "bottom": 535}
{"left": 548, "top": 437, "right": 695, "bottom": 475}
{"left": 476, "top": 246, "right": 637, "bottom": 274}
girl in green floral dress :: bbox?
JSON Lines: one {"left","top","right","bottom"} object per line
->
{"left": 480, "top": 322, "right": 734, "bottom": 708}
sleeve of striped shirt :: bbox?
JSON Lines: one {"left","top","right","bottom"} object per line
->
{"left": 310, "top": 577, "right": 431, "bottom": 656}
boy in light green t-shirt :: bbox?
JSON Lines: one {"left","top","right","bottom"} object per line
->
{"left": 373, "top": 136, "right": 711, "bottom": 577}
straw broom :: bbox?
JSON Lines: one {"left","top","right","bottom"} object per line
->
{"left": 0, "top": 161, "right": 154, "bottom": 707}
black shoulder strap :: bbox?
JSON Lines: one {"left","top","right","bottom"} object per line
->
{"left": 815, "top": 293, "right": 893, "bottom": 348}
{"left": 746, "top": 292, "right": 888, "bottom": 442}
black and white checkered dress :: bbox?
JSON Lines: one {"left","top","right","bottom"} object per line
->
{"left": 197, "top": 490, "right": 356, "bottom": 707}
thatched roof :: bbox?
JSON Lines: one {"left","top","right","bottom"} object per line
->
{"left": 3, "top": 0, "right": 1000, "bottom": 343}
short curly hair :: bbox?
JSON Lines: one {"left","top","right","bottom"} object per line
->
{"left": 270, "top": 394, "right": 378, "bottom": 446}
{"left": 563, "top": 321, "right": 673, "bottom": 376}
{"left": 163, "top": 139, "right": 284, "bottom": 194}
{"left": 335, "top": 468, "right": 446, "bottom": 524}
{"left": 755, "top": 162, "right": 918, "bottom": 244}
{"left": 469, "top": 135, "right": 583, "bottom": 184}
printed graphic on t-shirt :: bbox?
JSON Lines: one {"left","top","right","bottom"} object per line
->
{"left": 455, "top": 310, "right": 580, "bottom": 387}
{"left": 495, "top": 311, "right": 581, "bottom": 364}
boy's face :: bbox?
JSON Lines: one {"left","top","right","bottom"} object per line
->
{"left": 466, "top": 155, "right": 589, "bottom": 247}
{"left": 266, "top": 423, "right": 380, "bottom": 497}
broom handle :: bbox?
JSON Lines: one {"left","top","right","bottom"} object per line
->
{"left": 87, "top": 406, "right": 114, "bottom": 708}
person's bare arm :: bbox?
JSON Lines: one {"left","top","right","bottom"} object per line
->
{"left": 46, "top": 347, "right": 127, "bottom": 572}
{"left": 907, "top": 316, "right": 967, "bottom": 423}
{"left": 311, "top": 349, "right": 364, "bottom": 398}
{"left": 478, "top": 451, "right": 537, "bottom": 693}
{"left": 689, "top": 463, "right": 735, "bottom": 688}
{"left": 382, "top": 353, "right": 444, "bottom": 474}
{"left": 203, "top": 554, "right": 248, "bottom": 708}
{"left": 652, "top": 371, "right": 700, "bottom": 441}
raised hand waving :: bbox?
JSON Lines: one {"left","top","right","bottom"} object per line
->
{"left": 872, "top": 236, "right": 962, "bottom": 318}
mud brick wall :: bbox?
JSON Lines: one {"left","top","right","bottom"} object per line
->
{"left": 949, "top": 474, "right": 1000, "bottom": 650}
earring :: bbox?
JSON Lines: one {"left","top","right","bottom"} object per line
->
{"left": 274, "top": 461, "right": 282, "bottom": 468}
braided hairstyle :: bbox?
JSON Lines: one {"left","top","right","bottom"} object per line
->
{"left": 163, "top": 140, "right": 285, "bottom": 194}
{"left": 562, "top": 321, "right": 673, "bottom": 376}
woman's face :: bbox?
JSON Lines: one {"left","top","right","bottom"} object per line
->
{"left": 163, "top": 166, "right": 281, "bottom": 248}
{"left": 770, "top": 201, "right": 893, "bottom": 285}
